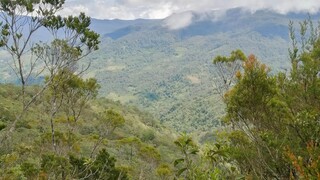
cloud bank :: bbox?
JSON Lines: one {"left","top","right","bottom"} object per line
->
{"left": 61, "top": 0, "right": 320, "bottom": 20}
{"left": 163, "top": 10, "right": 227, "bottom": 30}
{"left": 164, "top": 12, "right": 194, "bottom": 30}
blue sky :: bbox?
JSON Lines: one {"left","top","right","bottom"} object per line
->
{"left": 60, "top": 0, "right": 320, "bottom": 20}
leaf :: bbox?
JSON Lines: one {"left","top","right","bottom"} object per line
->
{"left": 189, "top": 149, "right": 198, "bottom": 155}
{"left": 236, "top": 175, "right": 246, "bottom": 180}
{"left": 174, "top": 158, "right": 184, "bottom": 167}
{"left": 215, "top": 143, "right": 221, "bottom": 149}
{"left": 174, "top": 141, "right": 182, "bottom": 148}
{"left": 231, "top": 166, "right": 236, "bottom": 172}
{"left": 176, "top": 167, "right": 187, "bottom": 177}
{"left": 185, "top": 138, "right": 192, "bottom": 145}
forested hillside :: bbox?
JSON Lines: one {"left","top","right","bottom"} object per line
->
{"left": 1, "top": 0, "right": 320, "bottom": 179}
{"left": 2, "top": 8, "right": 318, "bottom": 132}
{"left": 79, "top": 9, "right": 320, "bottom": 132}
{"left": 0, "top": 1, "right": 177, "bottom": 179}
{"left": 0, "top": 84, "right": 180, "bottom": 179}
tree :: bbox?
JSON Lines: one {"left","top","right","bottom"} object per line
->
{"left": 156, "top": 163, "right": 173, "bottom": 180}
{"left": 70, "top": 149, "right": 128, "bottom": 179}
{"left": 40, "top": 149, "right": 128, "bottom": 179}
{"left": 213, "top": 49, "right": 246, "bottom": 98}
{"left": 44, "top": 69, "right": 100, "bottom": 152}
{"left": 0, "top": 0, "right": 100, "bottom": 142}
{"left": 138, "top": 145, "right": 161, "bottom": 178}
{"left": 91, "top": 109, "right": 125, "bottom": 157}
{"left": 213, "top": 19, "right": 320, "bottom": 178}
{"left": 224, "top": 55, "right": 287, "bottom": 178}
{"left": 0, "top": 0, "right": 65, "bottom": 101}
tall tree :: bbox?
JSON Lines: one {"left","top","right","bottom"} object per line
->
{"left": 91, "top": 109, "right": 125, "bottom": 157}
{"left": 213, "top": 49, "right": 246, "bottom": 98}
{"left": 213, "top": 20, "right": 320, "bottom": 178}
{"left": 44, "top": 69, "right": 100, "bottom": 152}
{"left": 0, "top": 0, "right": 100, "bottom": 142}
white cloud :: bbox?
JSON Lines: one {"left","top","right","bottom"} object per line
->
{"left": 164, "top": 11, "right": 194, "bottom": 30}
{"left": 61, "top": 0, "right": 320, "bottom": 20}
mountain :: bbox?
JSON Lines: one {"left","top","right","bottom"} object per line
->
{"left": 0, "top": 8, "right": 318, "bottom": 132}
{"left": 82, "top": 8, "right": 313, "bottom": 132}
{"left": 91, "top": 18, "right": 160, "bottom": 36}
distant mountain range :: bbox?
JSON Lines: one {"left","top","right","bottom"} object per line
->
{"left": 1, "top": 8, "right": 319, "bottom": 132}
{"left": 95, "top": 8, "right": 320, "bottom": 39}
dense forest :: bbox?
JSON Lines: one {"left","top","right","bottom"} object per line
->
{"left": 1, "top": 0, "right": 320, "bottom": 179}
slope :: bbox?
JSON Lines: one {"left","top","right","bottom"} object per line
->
{"left": 84, "top": 8, "right": 303, "bottom": 132}
{"left": 0, "top": 84, "right": 178, "bottom": 179}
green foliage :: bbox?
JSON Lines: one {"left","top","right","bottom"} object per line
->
{"left": 1, "top": 9, "right": 303, "bottom": 133}
{"left": 41, "top": 154, "right": 70, "bottom": 179}
{"left": 224, "top": 55, "right": 277, "bottom": 127}
{"left": 0, "top": 0, "right": 100, "bottom": 148}
{"left": 156, "top": 163, "right": 173, "bottom": 179}
{"left": 171, "top": 133, "right": 243, "bottom": 180}
{"left": 213, "top": 49, "right": 247, "bottom": 63}
{"left": 0, "top": 84, "right": 179, "bottom": 179}
{"left": 84, "top": 11, "right": 294, "bottom": 133}
{"left": 42, "top": 68, "right": 101, "bottom": 152}
{"left": 139, "top": 145, "right": 161, "bottom": 162}
{"left": 38, "top": 149, "right": 128, "bottom": 179}
{"left": 21, "top": 161, "right": 40, "bottom": 179}
{"left": 4, "top": 6, "right": 320, "bottom": 180}
{"left": 99, "top": 109, "right": 125, "bottom": 131}
{"left": 70, "top": 149, "right": 128, "bottom": 179}
{"left": 213, "top": 20, "right": 320, "bottom": 178}
{"left": 173, "top": 134, "right": 199, "bottom": 179}
{"left": 0, "top": 122, "right": 6, "bottom": 131}
{"left": 213, "top": 50, "right": 246, "bottom": 97}
{"left": 0, "top": 1, "right": 180, "bottom": 179}
{"left": 219, "top": 54, "right": 289, "bottom": 178}
{"left": 140, "top": 128, "right": 156, "bottom": 142}
{"left": 47, "top": 69, "right": 100, "bottom": 118}
{"left": 91, "top": 149, "right": 126, "bottom": 179}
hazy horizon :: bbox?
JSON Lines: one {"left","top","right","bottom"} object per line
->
{"left": 61, "top": 0, "right": 320, "bottom": 20}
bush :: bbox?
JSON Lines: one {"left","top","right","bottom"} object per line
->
{"left": 0, "top": 121, "right": 6, "bottom": 131}
{"left": 140, "top": 129, "right": 155, "bottom": 142}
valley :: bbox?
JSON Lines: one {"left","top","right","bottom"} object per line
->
{"left": 1, "top": 1, "right": 320, "bottom": 178}
{"left": 82, "top": 8, "right": 301, "bottom": 132}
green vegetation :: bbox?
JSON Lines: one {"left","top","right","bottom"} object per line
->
{"left": 0, "top": 84, "right": 179, "bottom": 179}
{"left": 1, "top": 1, "right": 320, "bottom": 179}
{"left": 0, "top": 8, "right": 312, "bottom": 133}
{"left": 144, "top": 19, "right": 320, "bottom": 180}
{"left": 0, "top": 1, "right": 179, "bottom": 179}
{"left": 90, "top": 30, "right": 288, "bottom": 132}
{"left": 81, "top": 9, "right": 304, "bottom": 132}
{"left": 177, "top": 19, "right": 320, "bottom": 179}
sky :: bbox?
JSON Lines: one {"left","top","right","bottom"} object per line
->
{"left": 61, "top": 0, "right": 320, "bottom": 20}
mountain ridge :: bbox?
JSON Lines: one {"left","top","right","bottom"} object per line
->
{"left": 1, "top": 8, "right": 318, "bottom": 132}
